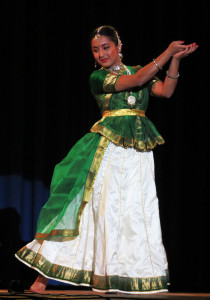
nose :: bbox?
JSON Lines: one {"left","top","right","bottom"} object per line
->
{"left": 99, "top": 48, "right": 104, "bottom": 58}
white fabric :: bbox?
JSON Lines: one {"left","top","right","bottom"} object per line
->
{"left": 24, "top": 142, "right": 168, "bottom": 292}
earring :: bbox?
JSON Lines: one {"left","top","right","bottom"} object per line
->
{"left": 95, "top": 61, "right": 97, "bottom": 68}
{"left": 119, "top": 52, "right": 123, "bottom": 60}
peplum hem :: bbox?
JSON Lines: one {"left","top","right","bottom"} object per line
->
{"left": 91, "top": 115, "right": 165, "bottom": 152}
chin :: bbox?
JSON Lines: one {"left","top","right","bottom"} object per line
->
{"left": 100, "top": 61, "right": 111, "bottom": 68}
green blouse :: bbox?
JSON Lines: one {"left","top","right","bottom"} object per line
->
{"left": 89, "top": 65, "right": 164, "bottom": 151}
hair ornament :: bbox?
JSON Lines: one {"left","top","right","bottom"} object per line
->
{"left": 94, "top": 26, "right": 103, "bottom": 40}
{"left": 115, "top": 30, "right": 121, "bottom": 46}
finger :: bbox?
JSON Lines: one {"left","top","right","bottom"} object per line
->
{"left": 180, "top": 46, "right": 191, "bottom": 57}
{"left": 186, "top": 43, "right": 199, "bottom": 53}
{"left": 182, "top": 46, "right": 190, "bottom": 54}
{"left": 177, "top": 40, "right": 185, "bottom": 44}
{"left": 189, "top": 43, "right": 198, "bottom": 53}
{"left": 183, "top": 44, "right": 197, "bottom": 56}
{"left": 190, "top": 43, "right": 196, "bottom": 53}
{"left": 177, "top": 45, "right": 187, "bottom": 52}
{"left": 192, "top": 43, "right": 199, "bottom": 52}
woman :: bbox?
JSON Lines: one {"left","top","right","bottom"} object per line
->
{"left": 16, "top": 25, "right": 198, "bottom": 294}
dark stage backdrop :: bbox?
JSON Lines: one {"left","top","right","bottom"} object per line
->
{"left": 1, "top": 0, "right": 209, "bottom": 292}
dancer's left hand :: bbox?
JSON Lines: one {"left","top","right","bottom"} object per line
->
{"left": 173, "top": 42, "right": 199, "bottom": 60}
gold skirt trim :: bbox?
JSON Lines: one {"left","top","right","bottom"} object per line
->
{"left": 16, "top": 247, "right": 169, "bottom": 293}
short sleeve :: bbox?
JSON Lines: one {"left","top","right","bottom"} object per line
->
{"left": 147, "top": 76, "right": 161, "bottom": 95}
{"left": 89, "top": 69, "right": 119, "bottom": 94}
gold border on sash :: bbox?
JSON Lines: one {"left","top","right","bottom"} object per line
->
{"left": 83, "top": 136, "right": 110, "bottom": 204}
{"left": 35, "top": 136, "right": 110, "bottom": 241}
{"left": 76, "top": 136, "right": 110, "bottom": 233}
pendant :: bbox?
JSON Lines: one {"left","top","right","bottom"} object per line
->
{"left": 127, "top": 95, "right": 136, "bottom": 107}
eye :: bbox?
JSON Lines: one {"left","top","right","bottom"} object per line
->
{"left": 103, "top": 46, "right": 109, "bottom": 50}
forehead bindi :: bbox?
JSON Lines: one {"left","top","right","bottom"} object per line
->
{"left": 91, "top": 35, "right": 114, "bottom": 49}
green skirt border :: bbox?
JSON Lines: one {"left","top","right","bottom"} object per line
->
{"left": 15, "top": 246, "right": 169, "bottom": 293}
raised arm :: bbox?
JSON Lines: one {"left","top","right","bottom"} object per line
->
{"left": 151, "top": 43, "right": 199, "bottom": 98}
{"left": 115, "top": 41, "right": 194, "bottom": 92}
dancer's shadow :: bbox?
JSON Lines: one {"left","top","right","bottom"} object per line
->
{"left": 0, "top": 207, "right": 37, "bottom": 290}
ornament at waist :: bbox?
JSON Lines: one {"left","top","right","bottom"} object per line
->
{"left": 102, "top": 109, "right": 145, "bottom": 118}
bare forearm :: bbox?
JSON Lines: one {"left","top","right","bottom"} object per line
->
{"left": 116, "top": 49, "right": 172, "bottom": 91}
{"left": 135, "top": 48, "right": 172, "bottom": 86}
{"left": 161, "top": 57, "right": 180, "bottom": 98}
{"left": 115, "top": 41, "right": 186, "bottom": 92}
{"left": 152, "top": 42, "right": 199, "bottom": 98}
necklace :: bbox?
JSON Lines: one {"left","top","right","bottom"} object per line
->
{"left": 107, "top": 63, "right": 122, "bottom": 73}
{"left": 123, "top": 65, "right": 136, "bottom": 107}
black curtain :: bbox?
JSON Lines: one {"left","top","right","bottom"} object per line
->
{"left": 1, "top": 0, "right": 209, "bottom": 292}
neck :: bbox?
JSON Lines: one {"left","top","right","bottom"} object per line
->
{"left": 106, "top": 62, "right": 123, "bottom": 73}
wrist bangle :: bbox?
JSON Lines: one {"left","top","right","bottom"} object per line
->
{"left": 153, "top": 59, "right": 162, "bottom": 71}
{"left": 166, "top": 70, "right": 180, "bottom": 79}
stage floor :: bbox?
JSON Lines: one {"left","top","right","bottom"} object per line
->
{"left": 0, "top": 290, "right": 210, "bottom": 299}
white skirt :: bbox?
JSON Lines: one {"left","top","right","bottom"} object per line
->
{"left": 16, "top": 142, "right": 169, "bottom": 294}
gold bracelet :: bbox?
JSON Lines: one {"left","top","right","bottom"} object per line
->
{"left": 166, "top": 70, "right": 180, "bottom": 79}
{"left": 153, "top": 59, "right": 162, "bottom": 71}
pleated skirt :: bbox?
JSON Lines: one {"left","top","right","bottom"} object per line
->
{"left": 16, "top": 141, "right": 169, "bottom": 294}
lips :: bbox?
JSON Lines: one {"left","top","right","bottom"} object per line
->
{"left": 100, "top": 58, "right": 108, "bottom": 63}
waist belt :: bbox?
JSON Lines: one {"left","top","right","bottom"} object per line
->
{"left": 102, "top": 109, "right": 145, "bottom": 118}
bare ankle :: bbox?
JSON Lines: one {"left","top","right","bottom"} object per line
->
{"left": 30, "top": 274, "right": 48, "bottom": 293}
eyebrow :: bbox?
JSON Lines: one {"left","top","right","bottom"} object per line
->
{"left": 92, "top": 42, "right": 109, "bottom": 49}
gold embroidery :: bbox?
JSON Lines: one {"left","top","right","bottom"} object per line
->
{"left": 103, "top": 73, "right": 119, "bottom": 93}
{"left": 83, "top": 136, "right": 110, "bottom": 204}
{"left": 77, "top": 136, "right": 110, "bottom": 235}
{"left": 35, "top": 230, "right": 78, "bottom": 240}
{"left": 142, "top": 278, "right": 151, "bottom": 290}
{"left": 131, "top": 277, "right": 140, "bottom": 291}
{"left": 146, "top": 153, "right": 155, "bottom": 179}
{"left": 91, "top": 123, "right": 164, "bottom": 151}
{"left": 158, "top": 277, "right": 163, "bottom": 288}
{"left": 102, "top": 109, "right": 145, "bottom": 118}
{"left": 16, "top": 247, "right": 168, "bottom": 292}
{"left": 152, "top": 280, "right": 157, "bottom": 290}
{"left": 98, "top": 143, "right": 115, "bottom": 216}
{"left": 103, "top": 93, "right": 112, "bottom": 111}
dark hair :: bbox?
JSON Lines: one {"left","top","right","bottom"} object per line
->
{"left": 90, "top": 25, "right": 120, "bottom": 46}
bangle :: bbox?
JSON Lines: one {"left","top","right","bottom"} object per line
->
{"left": 153, "top": 58, "right": 162, "bottom": 71}
{"left": 166, "top": 70, "right": 180, "bottom": 79}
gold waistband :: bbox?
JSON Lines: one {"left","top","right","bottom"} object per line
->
{"left": 102, "top": 109, "right": 145, "bottom": 118}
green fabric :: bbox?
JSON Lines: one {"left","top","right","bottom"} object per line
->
{"left": 90, "top": 65, "right": 164, "bottom": 151}
{"left": 33, "top": 65, "right": 164, "bottom": 239}
{"left": 36, "top": 132, "right": 102, "bottom": 238}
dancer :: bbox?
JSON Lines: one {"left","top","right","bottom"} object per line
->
{"left": 16, "top": 25, "right": 198, "bottom": 294}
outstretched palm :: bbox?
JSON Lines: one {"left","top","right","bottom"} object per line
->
{"left": 173, "top": 43, "right": 199, "bottom": 60}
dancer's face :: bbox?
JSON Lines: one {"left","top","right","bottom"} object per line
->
{"left": 91, "top": 35, "right": 121, "bottom": 68}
